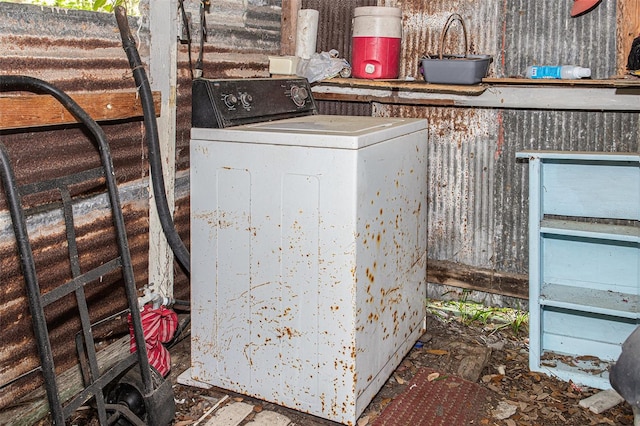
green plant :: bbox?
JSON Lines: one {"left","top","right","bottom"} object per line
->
{"left": 426, "top": 296, "right": 529, "bottom": 336}
{"left": 509, "top": 308, "right": 529, "bottom": 335}
{"left": 6, "top": 0, "right": 140, "bottom": 15}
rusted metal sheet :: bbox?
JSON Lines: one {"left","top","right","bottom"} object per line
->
{"left": 0, "top": 2, "right": 154, "bottom": 410}
{"left": 0, "top": 206, "right": 148, "bottom": 408}
{"left": 401, "top": 0, "right": 618, "bottom": 80}
{"left": 368, "top": 0, "right": 639, "bottom": 299}
{"left": 401, "top": 0, "right": 501, "bottom": 80}
{"left": 501, "top": 0, "right": 619, "bottom": 79}
{"left": 0, "top": 4, "right": 138, "bottom": 92}
{"left": 374, "top": 102, "right": 638, "bottom": 285}
{"left": 374, "top": 104, "right": 501, "bottom": 270}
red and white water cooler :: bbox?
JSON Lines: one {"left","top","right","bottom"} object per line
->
{"left": 351, "top": 6, "right": 402, "bottom": 79}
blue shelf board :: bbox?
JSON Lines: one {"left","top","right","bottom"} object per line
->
{"left": 540, "top": 283, "right": 639, "bottom": 318}
{"left": 516, "top": 151, "right": 640, "bottom": 162}
{"left": 540, "top": 219, "right": 640, "bottom": 243}
{"left": 534, "top": 350, "right": 613, "bottom": 390}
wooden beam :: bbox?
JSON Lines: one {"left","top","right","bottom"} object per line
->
{"left": 616, "top": 0, "right": 640, "bottom": 76}
{"left": 0, "top": 91, "right": 161, "bottom": 131}
{"left": 317, "top": 77, "right": 487, "bottom": 94}
{"left": 148, "top": 0, "right": 177, "bottom": 308}
{"left": 280, "top": 0, "right": 301, "bottom": 56}
{"left": 427, "top": 259, "right": 528, "bottom": 299}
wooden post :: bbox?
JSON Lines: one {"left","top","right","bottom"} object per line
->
{"left": 148, "top": 0, "right": 178, "bottom": 299}
{"left": 280, "top": 0, "right": 301, "bottom": 56}
{"left": 616, "top": 0, "right": 640, "bottom": 75}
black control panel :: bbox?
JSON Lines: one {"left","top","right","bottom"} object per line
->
{"left": 192, "top": 77, "right": 317, "bottom": 128}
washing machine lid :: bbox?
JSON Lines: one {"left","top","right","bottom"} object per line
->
{"left": 191, "top": 115, "right": 427, "bottom": 149}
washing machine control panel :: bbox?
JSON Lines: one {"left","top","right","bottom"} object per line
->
{"left": 192, "top": 77, "right": 317, "bottom": 128}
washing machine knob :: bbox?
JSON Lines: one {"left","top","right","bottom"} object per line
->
{"left": 290, "top": 85, "right": 308, "bottom": 107}
{"left": 223, "top": 94, "right": 238, "bottom": 109}
{"left": 240, "top": 93, "right": 253, "bottom": 108}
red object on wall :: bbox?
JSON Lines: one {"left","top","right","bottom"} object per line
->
{"left": 571, "top": 0, "right": 601, "bottom": 17}
{"left": 128, "top": 305, "right": 178, "bottom": 377}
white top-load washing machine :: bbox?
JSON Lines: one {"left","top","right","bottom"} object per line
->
{"left": 184, "top": 78, "right": 427, "bottom": 425}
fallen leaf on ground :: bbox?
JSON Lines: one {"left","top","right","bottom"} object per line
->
{"left": 493, "top": 400, "right": 518, "bottom": 420}
{"left": 426, "top": 349, "right": 449, "bottom": 356}
{"left": 380, "top": 398, "right": 392, "bottom": 409}
{"left": 427, "top": 372, "right": 440, "bottom": 382}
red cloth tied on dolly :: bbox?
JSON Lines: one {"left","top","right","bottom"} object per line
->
{"left": 128, "top": 304, "right": 178, "bottom": 377}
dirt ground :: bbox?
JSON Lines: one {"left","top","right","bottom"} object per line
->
{"left": 168, "top": 309, "right": 635, "bottom": 426}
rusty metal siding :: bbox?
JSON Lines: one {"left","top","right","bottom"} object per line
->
{"left": 375, "top": 104, "right": 501, "bottom": 269}
{"left": 345, "top": 0, "right": 640, "bottom": 287}
{"left": 400, "top": 0, "right": 618, "bottom": 80}
{"left": 0, "top": 208, "right": 148, "bottom": 408}
{"left": 353, "top": 0, "right": 637, "bottom": 286}
{"left": 0, "top": 4, "right": 139, "bottom": 91}
{"left": 374, "top": 104, "right": 639, "bottom": 281}
{"left": 501, "top": 0, "right": 619, "bottom": 79}
{"left": 0, "top": 2, "right": 155, "bottom": 408}
{"left": 402, "top": 0, "right": 501, "bottom": 79}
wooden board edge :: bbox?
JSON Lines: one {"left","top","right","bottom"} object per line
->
{"left": 427, "top": 259, "right": 528, "bottom": 300}
{"left": 0, "top": 91, "right": 161, "bottom": 131}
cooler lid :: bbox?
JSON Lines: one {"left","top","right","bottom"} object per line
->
{"left": 191, "top": 115, "right": 427, "bottom": 149}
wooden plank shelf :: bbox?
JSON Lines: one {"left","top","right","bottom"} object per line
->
{"left": 0, "top": 90, "right": 161, "bottom": 131}
{"left": 317, "top": 77, "right": 640, "bottom": 93}
{"left": 314, "top": 78, "right": 488, "bottom": 95}
{"left": 483, "top": 77, "right": 640, "bottom": 87}
{"left": 312, "top": 78, "right": 640, "bottom": 111}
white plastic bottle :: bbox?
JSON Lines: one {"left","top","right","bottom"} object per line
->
{"left": 525, "top": 65, "right": 592, "bottom": 79}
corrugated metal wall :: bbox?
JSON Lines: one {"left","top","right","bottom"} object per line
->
{"left": 0, "top": 3, "right": 153, "bottom": 408}
{"left": 0, "top": 0, "right": 281, "bottom": 413}
{"left": 311, "top": 0, "right": 640, "bottom": 300}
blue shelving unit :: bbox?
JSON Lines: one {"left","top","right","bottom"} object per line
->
{"left": 517, "top": 151, "right": 640, "bottom": 389}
